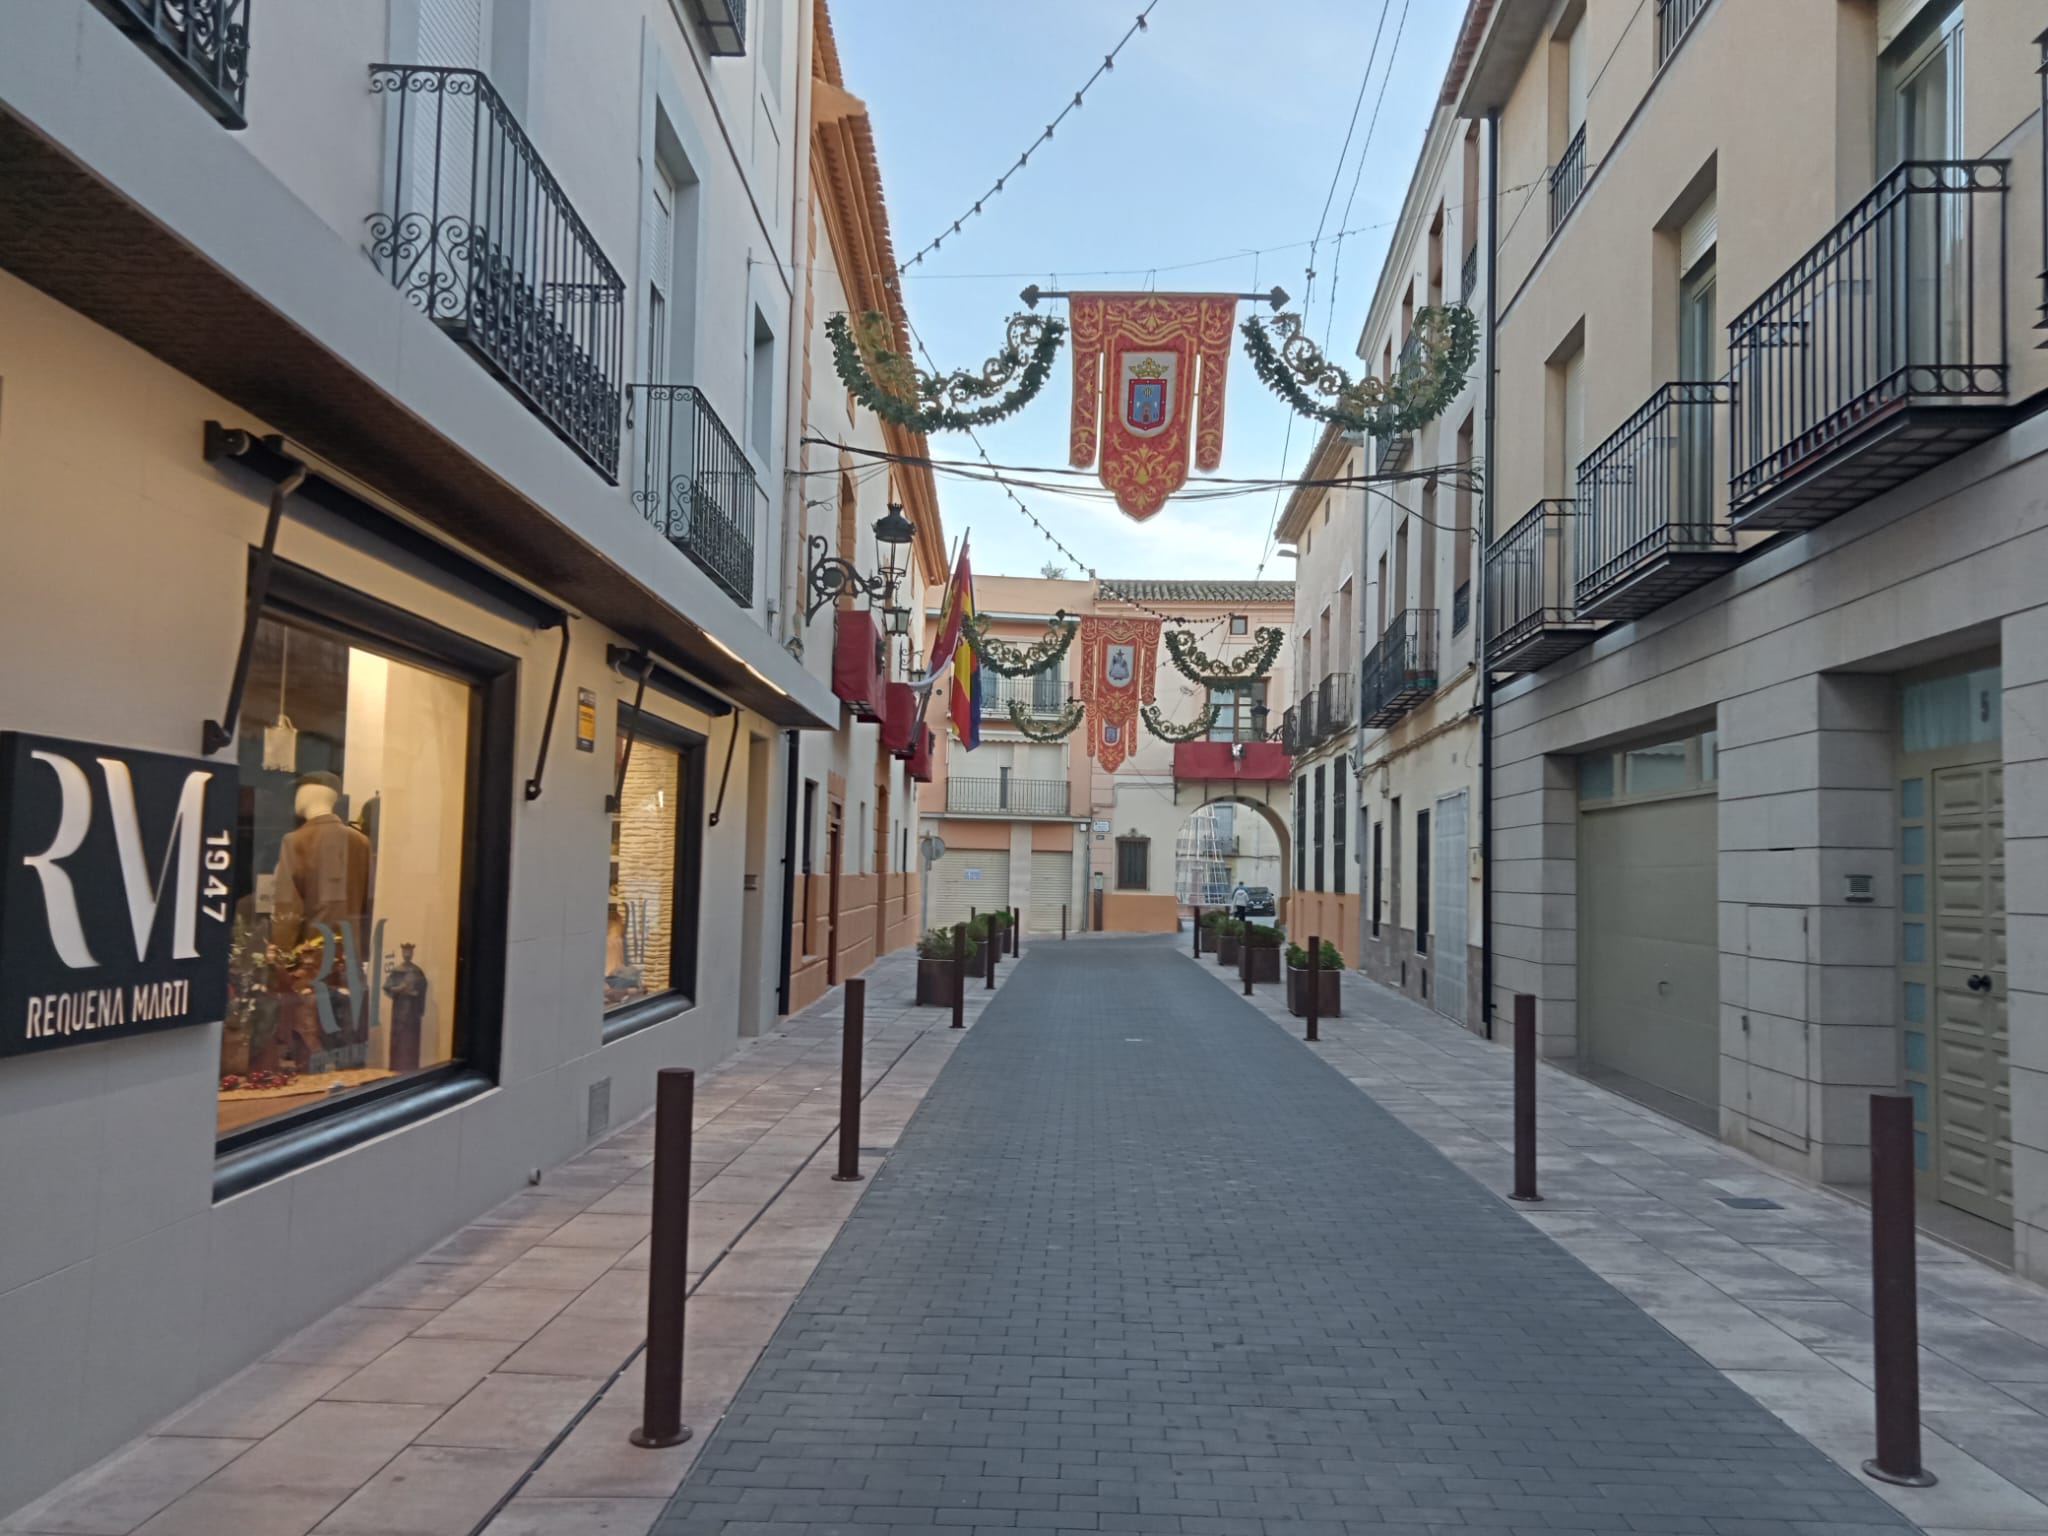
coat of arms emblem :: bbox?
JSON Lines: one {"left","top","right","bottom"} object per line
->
{"left": 1120, "top": 354, "right": 1174, "bottom": 438}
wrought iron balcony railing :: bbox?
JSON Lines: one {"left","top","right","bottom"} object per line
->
{"left": 1452, "top": 580, "right": 1471, "bottom": 636}
{"left": 1727, "top": 159, "right": 2010, "bottom": 529}
{"left": 368, "top": 66, "right": 626, "bottom": 481}
{"left": 1279, "top": 706, "right": 1299, "bottom": 757}
{"left": 982, "top": 674, "right": 1071, "bottom": 720}
{"left": 1549, "top": 124, "right": 1587, "bottom": 236}
{"left": 1656, "top": 0, "right": 1709, "bottom": 66}
{"left": 95, "top": 0, "right": 250, "bottom": 127}
{"left": 1484, "top": 499, "right": 1602, "bottom": 674}
{"left": 626, "top": 384, "right": 758, "bottom": 605}
{"left": 1362, "top": 609, "right": 1438, "bottom": 728}
{"left": 1575, "top": 381, "right": 1738, "bottom": 621}
{"left": 1294, "top": 687, "right": 1331, "bottom": 752}
{"left": 946, "top": 776, "right": 1070, "bottom": 818}
{"left": 1317, "top": 671, "right": 1356, "bottom": 735}
{"left": 1461, "top": 245, "right": 1479, "bottom": 304}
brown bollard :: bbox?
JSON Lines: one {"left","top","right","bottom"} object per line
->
{"left": 1510, "top": 993, "right": 1541, "bottom": 1202}
{"left": 1011, "top": 908, "right": 1021, "bottom": 955}
{"left": 1865, "top": 1093, "right": 1937, "bottom": 1486}
{"left": 951, "top": 922, "right": 966, "bottom": 1029}
{"left": 1062, "top": 905, "right": 1068, "bottom": 941}
{"left": 632, "top": 1067, "right": 694, "bottom": 1447}
{"left": 1306, "top": 935, "right": 1320, "bottom": 1043}
{"left": 985, "top": 923, "right": 997, "bottom": 990}
{"left": 833, "top": 979, "right": 864, "bottom": 1183}
{"left": 1192, "top": 906, "right": 1201, "bottom": 959}
{"left": 1241, "top": 929, "right": 1253, "bottom": 997}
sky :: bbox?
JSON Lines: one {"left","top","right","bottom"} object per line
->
{"left": 832, "top": 0, "right": 1465, "bottom": 582}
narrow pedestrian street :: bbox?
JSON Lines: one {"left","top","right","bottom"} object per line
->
{"left": 656, "top": 936, "right": 1910, "bottom": 1536}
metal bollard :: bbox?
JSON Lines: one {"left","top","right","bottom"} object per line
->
{"left": 1241, "top": 929, "right": 1253, "bottom": 997}
{"left": 985, "top": 924, "right": 997, "bottom": 990}
{"left": 1306, "top": 934, "right": 1320, "bottom": 1043}
{"left": 1864, "top": 1093, "right": 1936, "bottom": 1486}
{"left": 1192, "top": 906, "right": 1201, "bottom": 959}
{"left": 632, "top": 1068, "right": 694, "bottom": 1448}
{"left": 1510, "top": 993, "right": 1541, "bottom": 1203}
{"left": 951, "top": 922, "right": 966, "bottom": 1029}
{"left": 1062, "top": 905, "right": 1068, "bottom": 941}
{"left": 1012, "top": 908, "right": 1021, "bottom": 955}
{"left": 833, "top": 979, "right": 864, "bottom": 1183}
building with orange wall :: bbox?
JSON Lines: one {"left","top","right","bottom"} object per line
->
{"left": 917, "top": 575, "right": 1294, "bottom": 939}
{"left": 781, "top": 1, "right": 949, "bottom": 1013}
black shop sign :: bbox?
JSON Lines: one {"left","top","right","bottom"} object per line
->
{"left": 0, "top": 733, "right": 236, "bottom": 1057}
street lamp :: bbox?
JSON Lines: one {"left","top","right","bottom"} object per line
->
{"left": 806, "top": 502, "right": 916, "bottom": 623}
{"left": 1249, "top": 699, "right": 1271, "bottom": 740}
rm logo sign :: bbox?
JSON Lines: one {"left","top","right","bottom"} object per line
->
{"left": 0, "top": 733, "right": 236, "bottom": 1057}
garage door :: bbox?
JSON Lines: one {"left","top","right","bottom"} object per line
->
{"left": 1578, "top": 794, "right": 1718, "bottom": 1112}
{"left": 1028, "top": 851, "right": 1073, "bottom": 933}
{"left": 926, "top": 850, "right": 1010, "bottom": 934}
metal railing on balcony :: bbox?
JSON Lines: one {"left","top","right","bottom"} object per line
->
{"left": 1461, "top": 245, "right": 1479, "bottom": 304}
{"left": 677, "top": 0, "right": 747, "bottom": 56}
{"left": 97, "top": 0, "right": 249, "bottom": 126}
{"left": 1549, "top": 124, "right": 1587, "bottom": 236}
{"left": 1279, "top": 706, "right": 1299, "bottom": 756}
{"left": 1452, "top": 581, "right": 1471, "bottom": 636}
{"left": 982, "top": 673, "right": 1070, "bottom": 720}
{"left": 1655, "top": 0, "right": 1710, "bottom": 66}
{"left": 1484, "top": 500, "right": 1603, "bottom": 673}
{"left": 1290, "top": 689, "right": 1324, "bottom": 753}
{"left": 1317, "top": 671, "right": 1356, "bottom": 736}
{"left": 1727, "top": 159, "right": 2010, "bottom": 528}
{"left": 1362, "top": 609, "right": 1439, "bottom": 728}
{"left": 626, "top": 384, "right": 758, "bottom": 605}
{"left": 945, "top": 776, "right": 1070, "bottom": 818}
{"left": 368, "top": 66, "right": 626, "bottom": 481}
{"left": 1575, "top": 381, "right": 1738, "bottom": 621}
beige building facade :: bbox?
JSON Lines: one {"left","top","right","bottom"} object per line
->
{"left": 1456, "top": 0, "right": 2048, "bottom": 1278}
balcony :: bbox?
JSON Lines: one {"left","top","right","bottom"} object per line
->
{"left": 1279, "top": 705, "right": 1299, "bottom": 756}
{"left": 1656, "top": 0, "right": 1709, "bottom": 66}
{"left": 1485, "top": 500, "right": 1603, "bottom": 674}
{"left": 1291, "top": 688, "right": 1328, "bottom": 753}
{"left": 1452, "top": 580, "right": 1471, "bottom": 636}
{"left": 626, "top": 384, "right": 758, "bottom": 605}
{"left": 1173, "top": 741, "right": 1292, "bottom": 783}
{"left": 1728, "top": 160, "right": 2011, "bottom": 530}
{"left": 1549, "top": 124, "right": 1587, "bottom": 235}
{"left": 982, "top": 673, "right": 1071, "bottom": 722}
{"left": 1362, "top": 609, "right": 1438, "bottom": 728}
{"left": 368, "top": 66, "right": 626, "bottom": 481}
{"left": 1575, "top": 382, "right": 1739, "bottom": 622}
{"left": 945, "top": 777, "right": 1071, "bottom": 818}
{"left": 677, "top": 0, "right": 747, "bottom": 55}
{"left": 1461, "top": 245, "right": 1479, "bottom": 304}
{"left": 1317, "top": 671, "right": 1356, "bottom": 737}
{"left": 93, "top": 0, "right": 249, "bottom": 127}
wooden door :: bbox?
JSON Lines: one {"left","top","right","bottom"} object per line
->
{"left": 1931, "top": 762, "right": 2010, "bottom": 1223}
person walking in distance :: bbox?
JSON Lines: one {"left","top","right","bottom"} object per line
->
{"left": 1230, "top": 881, "right": 1251, "bottom": 926}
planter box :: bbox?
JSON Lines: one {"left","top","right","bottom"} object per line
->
{"left": 916, "top": 957, "right": 964, "bottom": 1006}
{"left": 1243, "top": 944, "right": 1280, "bottom": 983}
{"left": 1197, "top": 927, "right": 1218, "bottom": 954}
{"left": 1216, "top": 935, "right": 1240, "bottom": 966}
{"left": 1286, "top": 966, "right": 1342, "bottom": 1018}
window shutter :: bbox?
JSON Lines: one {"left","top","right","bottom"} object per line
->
{"left": 1679, "top": 193, "right": 1717, "bottom": 276}
{"left": 1876, "top": 0, "right": 1938, "bottom": 51}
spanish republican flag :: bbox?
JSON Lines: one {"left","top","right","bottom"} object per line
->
{"left": 942, "top": 545, "right": 981, "bottom": 750}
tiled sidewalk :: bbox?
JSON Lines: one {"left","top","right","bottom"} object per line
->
{"left": 1, "top": 944, "right": 1022, "bottom": 1536}
{"left": 1193, "top": 944, "right": 2048, "bottom": 1536}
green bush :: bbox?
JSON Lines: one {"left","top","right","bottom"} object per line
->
{"left": 1286, "top": 939, "right": 1344, "bottom": 969}
{"left": 1217, "top": 916, "right": 1245, "bottom": 938}
{"left": 1242, "top": 922, "right": 1283, "bottom": 949}
{"left": 967, "top": 914, "right": 991, "bottom": 942}
{"left": 1198, "top": 909, "right": 1227, "bottom": 930}
{"left": 917, "top": 927, "right": 961, "bottom": 959}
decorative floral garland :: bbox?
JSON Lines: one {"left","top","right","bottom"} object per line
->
{"left": 1164, "top": 626, "right": 1284, "bottom": 689}
{"left": 1008, "top": 699, "right": 1085, "bottom": 741}
{"left": 827, "top": 310, "right": 1066, "bottom": 434}
{"left": 1139, "top": 702, "right": 1220, "bottom": 743}
{"left": 962, "top": 610, "right": 1076, "bottom": 678}
{"left": 1241, "top": 304, "right": 1479, "bottom": 438}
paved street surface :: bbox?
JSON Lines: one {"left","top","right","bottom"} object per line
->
{"left": 657, "top": 935, "right": 1910, "bottom": 1536}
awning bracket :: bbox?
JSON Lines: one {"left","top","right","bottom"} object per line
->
{"left": 524, "top": 617, "right": 572, "bottom": 801}
{"left": 607, "top": 653, "right": 654, "bottom": 814}
{"left": 202, "top": 425, "right": 306, "bottom": 756}
{"left": 706, "top": 710, "right": 742, "bottom": 827}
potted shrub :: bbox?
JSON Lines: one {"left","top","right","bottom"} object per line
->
{"left": 1215, "top": 916, "right": 1243, "bottom": 968}
{"left": 1285, "top": 938, "right": 1344, "bottom": 1018}
{"left": 1197, "top": 909, "right": 1224, "bottom": 954}
{"left": 985, "top": 908, "right": 1011, "bottom": 955}
{"left": 916, "top": 927, "right": 967, "bottom": 1005}
{"left": 1242, "top": 922, "right": 1283, "bottom": 983}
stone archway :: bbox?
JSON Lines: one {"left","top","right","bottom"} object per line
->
{"left": 1173, "top": 793, "right": 1290, "bottom": 916}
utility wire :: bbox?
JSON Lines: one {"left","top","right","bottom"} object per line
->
{"left": 897, "top": 2, "right": 1166, "bottom": 274}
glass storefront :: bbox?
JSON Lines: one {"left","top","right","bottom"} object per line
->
{"left": 607, "top": 733, "right": 682, "bottom": 1009}
{"left": 219, "top": 610, "right": 475, "bottom": 1136}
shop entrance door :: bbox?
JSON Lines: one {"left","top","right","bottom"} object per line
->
{"left": 1931, "top": 762, "right": 2010, "bottom": 1224}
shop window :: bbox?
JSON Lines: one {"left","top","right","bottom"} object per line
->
{"left": 605, "top": 709, "right": 705, "bottom": 1034}
{"left": 1116, "top": 836, "right": 1149, "bottom": 890}
{"left": 218, "top": 565, "right": 513, "bottom": 1150}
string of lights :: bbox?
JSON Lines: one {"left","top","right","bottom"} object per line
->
{"left": 896, "top": 2, "right": 1166, "bottom": 275}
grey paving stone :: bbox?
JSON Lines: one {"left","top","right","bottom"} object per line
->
{"left": 655, "top": 936, "right": 1913, "bottom": 1536}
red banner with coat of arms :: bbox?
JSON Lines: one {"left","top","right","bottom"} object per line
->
{"left": 1068, "top": 293, "right": 1238, "bottom": 520}
{"left": 1078, "top": 615, "right": 1160, "bottom": 774}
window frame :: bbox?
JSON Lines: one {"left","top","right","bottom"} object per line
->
{"left": 1312, "top": 764, "right": 1326, "bottom": 893}
{"left": 1416, "top": 807, "right": 1432, "bottom": 957}
{"left": 1115, "top": 835, "right": 1149, "bottom": 892}
{"left": 602, "top": 706, "right": 708, "bottom": 1042}
{"left": 213, "top": 557, "right": 517, "bottom": 1199}
{"left": 1229, "top": 614, "right": 1249, "bottom": 635}
{"left": 1332, "top": 755, "right": 1348, "bottom": 897}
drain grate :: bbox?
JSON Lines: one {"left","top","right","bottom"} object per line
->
{"left": 1718, "top": 1195, "right": 1783, "bottom": 1210}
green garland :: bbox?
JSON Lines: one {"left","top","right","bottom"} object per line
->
{"left": 962, "top": 610, "right": 1076, "bottom": 677}
{"left": 1242, "top": 304, "right": 1479, "bottom": 439}
{"left": 827, "top": 309, "right": 1065, "bottom": 434}
{"left": 1139, "top": 701, "right": 1220, "bottom": 743}
{"left": 1164, "top": 626, "right": 1284, "bottom": 689}
{"left": 1007, "top": 698, "right": 1085, "bottom": 741}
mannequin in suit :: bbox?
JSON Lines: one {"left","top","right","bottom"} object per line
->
{"left": 272, "top": 772, "right": 374, "bottom": 1065}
